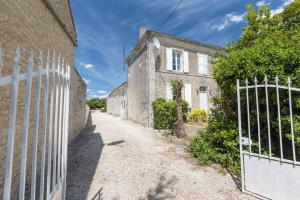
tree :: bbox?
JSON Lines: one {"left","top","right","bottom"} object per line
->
{"left": 188, "top": 1, "right": 300, "bottom": 174}
{"left": 171, "top": 80, "right": 186, "bottom": 138}
{"left": 86, "top": 98, "right": 107, "bottom": 111}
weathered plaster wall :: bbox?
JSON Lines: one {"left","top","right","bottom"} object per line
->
{"left": 0, "top": 0, "right": 86, "bottom": 197}
{"left": 107, "top": 82, "right": 127, "bottom": 119}
{"left": 127, "top": 46, "right": 149, "bottom": 126}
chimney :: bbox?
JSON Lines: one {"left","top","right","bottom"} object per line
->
{"left": 139, "top": 27, "right": 147, "bottom": 39}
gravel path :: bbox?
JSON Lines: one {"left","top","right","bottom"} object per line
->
{"left": 66, "top": 111, "right": 256, "bottom": 200}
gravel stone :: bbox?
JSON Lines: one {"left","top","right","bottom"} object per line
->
{"left": 66, "top": 111, "right": 256, "bottom": 200}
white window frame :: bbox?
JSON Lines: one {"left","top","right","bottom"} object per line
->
{"left": 172, "top": 49, "right": 183, "bottom": 72}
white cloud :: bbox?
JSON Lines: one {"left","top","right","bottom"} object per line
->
{"left": 97, "top": 90, "right": 107, "bottom": 94}
{"left": 256, "top": 0, "right": 270, "bottom": 7}
{"left": 271, "top": 0, "right": 295, "bottom": 16}
{"left": 84, "top": 64, "right": 94, "bottom": 69}
{"left": 99, "top": 93, "right": 109, "bottom": 99}
{"left": 79, "top": 62, "right": 94, "bottom": 69}
{"left": 211, "top": 12, "right": 246, "bottom": 31}
{"left": 82, "top": 78, "right": 91, "bottom": 84}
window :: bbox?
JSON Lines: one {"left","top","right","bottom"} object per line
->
{"left": 172, "top": 50, "right": 182, "bottom": 71}
{"left": 198, "top": 53, "right": 208, "bottom": 75}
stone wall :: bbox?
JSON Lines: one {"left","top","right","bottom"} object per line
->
{"left": 0, "top": 0, "right": 86, "bottom": 198}
{"left": 69, "top": 69, "right": 87, "bottom": 142}
{"left": 127, "top": 45, "right": 149, "bottom": 126}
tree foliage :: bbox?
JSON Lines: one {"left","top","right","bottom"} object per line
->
{"left": 188, "top": 1, "right": 300, "bottom": 174}
{"left": 86, "top": 98, "right": 107, "bottom": 111}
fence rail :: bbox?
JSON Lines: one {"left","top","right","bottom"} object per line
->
{"left": 0, "top": 45, "right": 70, "bottom": 200}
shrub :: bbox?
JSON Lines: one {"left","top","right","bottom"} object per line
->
{"left": 152, "top": 98, "right": 188, "bottom": 129}
{"left": 87, "top": 98, "right": 107, "bottom": 111}
{"left": 188, "top": 109, "right": 207, "bottom": 123}
{"left": 187, "top": 128, "right": 240, "bottom": 175}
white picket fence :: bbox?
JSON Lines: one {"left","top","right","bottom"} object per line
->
{"left": 0, "top": 45, "right": 70, "bottom": 200}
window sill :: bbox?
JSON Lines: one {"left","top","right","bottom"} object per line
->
{"left": 166, "top": 70, "right": 188, "bottom": 75}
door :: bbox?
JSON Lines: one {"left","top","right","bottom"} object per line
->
{"left": 199, "top": 86, "right": 208, "bottom": 111}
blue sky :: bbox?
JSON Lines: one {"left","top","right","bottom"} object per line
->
{"left": 70, "top": 0, "right": 292, "bottom": 99}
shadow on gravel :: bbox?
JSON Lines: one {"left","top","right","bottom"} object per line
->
{"left": 107, "top": 140, "right": 125, "bottom": 146}
{"left": 146, "top": 175, "right": 177, "bottom": 200}
{"left": 91, "top": 188, "right": 103, "bottom": 200}
{"left": 66, "top": 112, "right": 104, "bottom": 200}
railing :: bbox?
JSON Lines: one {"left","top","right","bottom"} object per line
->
{"left": 237, "top": 76, "right": 300, "bottom": 194}
{"left": 0, "top": 45, "right": 70, "bottom": 200}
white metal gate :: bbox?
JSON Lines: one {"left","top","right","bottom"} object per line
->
{"left": 237, "top": 77, "right": 300, "bottom": 200}
{"left": 0, "top": 45, "right": 70, "bottom": 200}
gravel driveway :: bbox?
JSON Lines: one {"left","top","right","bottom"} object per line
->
{"left": 66, "top": 111, "right": 255, "bottom": 200}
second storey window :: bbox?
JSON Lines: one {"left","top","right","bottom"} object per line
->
{"left": 172, "top": 50, "right": 182, "bottom": 71}
{"left": 166, "top": 48, "right": 189, "bottom": 72}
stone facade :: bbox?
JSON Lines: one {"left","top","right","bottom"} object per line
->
{"left": 126, "top": 28, "right": 224, "bottom": 127}
{"left": 0, "top": 0, "right": 86, "bottom": 198}
{"left": 107, "top": 82, "right": 127, "bottom": 119}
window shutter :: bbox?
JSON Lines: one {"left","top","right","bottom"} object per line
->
{"left": 183, "top": 51, "right": 189, "bottom": 73}
{"left": 198, "top": 53, "right": 208, "bottom": 75}
{"left": 166, "top": 82, "right": 173, "bottom": 101}
{"left": 184, "top": 84, "right": 192, "bottom": 107}
{"left": 166, "top": 48, "right": 172, "bottom": 71}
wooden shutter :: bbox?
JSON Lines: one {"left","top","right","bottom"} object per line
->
{"left": 166, "top": 82, "right": 173, "bottom": 101}
{"left": 183, "top": 51, "right": 189, "bottom": 72}
{"left": 166, "top": 48, "right": 172, "bottom": 71}
{"left": 198, "top": 53, "right": 208, "bottom": 75}
{"left": 184, "top": 84, "right": 192, "bottom": 107}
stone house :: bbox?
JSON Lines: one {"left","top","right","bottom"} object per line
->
{"left": 0, "top": 0, "right": 86, "bottom": 197}
{"left": 107, "top": 81, "right": 128, "bottom": 120}
{"left": 125, "top": 27, "right": 224, "bottom": 127}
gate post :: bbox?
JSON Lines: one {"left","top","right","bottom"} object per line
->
{"left": 236, "top": 79, "right": 244, "bottom": 192}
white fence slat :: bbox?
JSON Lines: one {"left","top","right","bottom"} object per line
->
{"left": 19, "top": 51, "right": 34, "bottom": 200}
{"left": 237, "top": 79, "right": 245, "bottom": 192}
{"left": 57, "top": 65, "right": 65, "bottom": 181}
{"left": 62, "top": 66, "right": 70, "bottom": 199}
{"left": 245, "top": 78, "right": 251, "bottom": 155}
{"left": 264, "top": 76, "right": 272, "bottom": 158}
{"left": 46, "top": 51, "right": 56, "bottom": 198}
{"left": 275, "top": 76, "right": 283, "bottom": 161}
{"left": 3, "top": 45, "right": 21, "bottom": 200}
{"left": 30, "top": 51, "right": 43, "bottom": 200}
{"left": 39, "top": 52, "right": 50, "bottom": 200}
{"left": 254, "top": 77, "right": 261, "bottom": 157}
{"left": 288, "top": 77, "right": 296, "bottom": 164}
{"left": 53, "top": 54, "right": 61, "bottom": 188}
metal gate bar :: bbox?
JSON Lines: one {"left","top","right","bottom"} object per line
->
{"left": 0, "top": 45, "right": 70, "bottom": 200}
{"left": 237, "top": 76, "right": 300, "bottom": 200}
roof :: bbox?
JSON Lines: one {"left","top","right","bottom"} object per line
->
{"left": 108, "top": 81, "right": 128, "bottom": 97}
{"left": 126, "top": 29, "right": 224, "bottom": 64}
